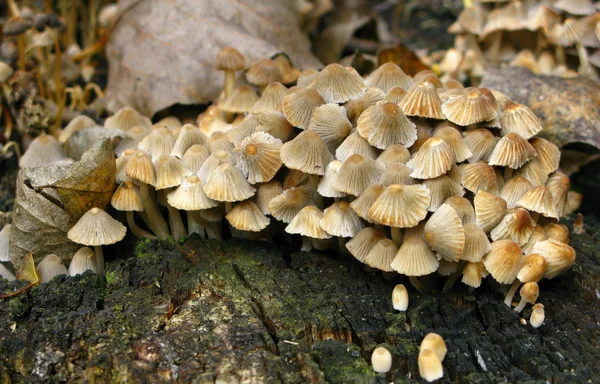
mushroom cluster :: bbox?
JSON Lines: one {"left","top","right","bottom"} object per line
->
{"left": 14, "top": 48, "right": 581, "bottom": 315}
{"left": 441, "top": 0, "right": 600, "bottom": 82}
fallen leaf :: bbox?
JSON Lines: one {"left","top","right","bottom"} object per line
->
{"left": 64, "top": 126, "right": 124, "bottom": 161}
{"left": 480, "top": 66, "right": 600, "bottom": 150}
{"left": 105, "top": 0, "right": 322, "bottom": 116}
{"left": 10, "top": 138, "right": 116, "bottom": 269}
{"left": 377, "top": 45, "right": 429, "bottom": 76}
{"left": 16, "top": 253, "right": 39, "bottom": 284}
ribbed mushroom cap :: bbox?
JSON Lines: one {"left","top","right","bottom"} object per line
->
{"left": 0, "top": 223, "right": 10, "bottom": 263}
{"left": 116, "top": 149, "right": 136, "bottom": 183}
{"left": 255, "top": 111, "right": 294, "bottom": 142}
{"left": 19, "top": 134, "right": 67, "bottom": 168}
{"left": 410, "top": 119, "right": 433, "bottom": 154}
{"left": 365, "top": 62, "right": 413, "bottom": 92}
{"left": 296, "top": 68, "right": 320, "bottom": 87}
{"left": 203, "top": 163, "right": 256, "bottom": 202}
{"left": 168, "top": 175, "right": 218, "bottom": 210}
{"left": 198, "top": 150, "right": 236, "bottom": 184}
{"left": 438, "top": 259, "right": 459, "bottom": 276}
{"left": 220, "top": 85, "right": 259, "bottom": 113}
{"left": 37, "top": 254, "right": 68, "bottom": 284}
{"left": 462, "top": 262, "right": 483, "bottom": 288}
{"left": 138, "top": 127, "right": 175, "bottom": 161}
{"left": 59, "top": 115, "right": 98, "bottom": 143}
{"left": 459, "top": 161, "right": 499, "bottom": 194}
{"left": 385, "top": 86, "right": 408, "bottom": 103}
{"left": 171, "top": 124, "right": 207, "bottom": 158}
{"left": 545, "top": 171, "right": 570, "bottom": 217}
{"left": 226, "top": 200, "right": 270, "bottom": 232}
{"left": 245, "top": 58, "right": 283, "bottom": 87}
{"left": 111, "top": 181, "right": 143, "bottom": 211}
{"left": 125, "top": 151, "right": 155, "bottom": 185}
{"left": 215, "top": 47, "right": 247, "bottom": 71}
{"left": 462, "top": 222, "right": 491, "bottom": 262}
{"left": 369, "top": 184, "right": 431, "bottom": 228}
{"left": 198, "top": 106, "right": 231, "bottom": 136}
{"left": 407, "top": 137, "right": 455, "bottom": 179}
{"left": 391, "top": 235, "right": 439, "bottom": 276}
{"left": 399, "top": 81, "right": 445, "bottom": 119}
{"left": 105, "top": 106, "right": 152, "bottom": 132}
{"left": 333, "top": 154, "right": 385, "bottom": 196}
{"left": 483, "top": 239, "right": 523, "bottom": 284}
{"left": 308, "top": 104, "right": 352, "bottom": 152}
{"left": 456, "top": 3, "right": 486, "bottom": 35}
{"left": 317, "top": 160, "right": 346, "bottom": 198}
{"left": 254, "top": 180, "right": 283, "bottom": 215}
{"left": 346, "top": 227, "right": 387, "bottom": 263}
{"left": 444, "top": 196, "right": 476, "bottom": 224}
{"left": 424, "top": 204, "right": 465, "bottom": 262}
{"left": 516, "top": 186, "right": 558, "bottom": 219}
{"left": 377, "top": 144, "right": 411, "bottom": 166}
{"left": 285, "top": 206, "right": 331, "bottom": 239}
{"left": 500, "top": 103, "right": 543, "bottom": 139}
{"left": 530, "top": 137, "right": 560, "bottom": 174}
{"left": 350, "top": 183, "right": 385, "bottom": 223}
{"left": 488, "top": 133, "right": 536, "bottom": 169}
{"left": 432, "top": 126, "right": 472, "bottom": 163}
{"left": 68, "top": 247, "right": 97, "bottom": 276}
{"left": 364, "top": 239, "right": 398, "bottom": 272}
{"left": 514, "top": 157, "right": 548, "bottom": 186}
{"left": 251, "top": 82, "right": 287, "bottom": 114}
{"left": 357, "top": 102, "right": 417, "bottom": 149}
{"left": 422, "top": 175, "right": 465, "bottom": 212}
{"left": 227, "top": 114, "right": 258, "bottom": 146}
{"left": 280, "top": 130, "right": 333, "bottom": 175}
{"left": 480, "top": 1, "right": 527, "bottom": 38}
{"left": 153, "top": 154, "right": 192, "bottom": 190}
{"left": 491, "top": 208, "right": 535, "bottom": 246}
{"left": 500, "top": 176, "right": 533, "bottom": 208}
{"left": 268, "top": 187, "right": 314, "bottom": 223}
{"left": 344, "top": 87, "right": 386, "bottom": 124}
{"left": 553, "top": 0, "right": 596, "bottom": 15}
{"left": 380, "top": 163, "right": 415, "bottom": 187}
{"left": 234, "top": 131, "right": 282, "bottom": 184}
{"left": 371, "top": 346, "right": 393, "bottom": 373}
{"left": 474, "top": 190, "right": 508, "bottom": 232}
{"left": 522, "top": 224, "right": 547, "bottom": 255}
{"left": 68, "top": 207, "right": 127, "bottom": 246}
{"left": 442, "top": 88, "right": 497, "bottom": 126}
{"left": 207, "top": 131, "right": 234, "bottom": 154}
{"left": 308, "top": 63, "right": 366, "bottom": 103}
{"left": 532, "top": 239, "right": 576, "bottom": 279}
{"left": 463, "top": 129, "right": 497, "bottom": 163}
{"left": 517, "top": 254, "right": 547, "bottom": 283}
{"left": 273, "top": 53, "right": 299, "bottom": 84}
{"left": 335, "top": 132, "right": 379, "bottom": 163}
{"left": 181, "top": 144, "right": 210, "bottom": 174}
{"left": 320, "top": 201, "right": 364, "bottom": 238}
{"left": 283, "top": 169, "right": 310, "bottom": 189}
{"left": 555, "top": 17, "right": 588, "bottom": 47}
{"left": 282, "top": 87, "right": 325, "bottom": 129}
{"left": 413, "top": 70, "right": 443, "bottom": 88}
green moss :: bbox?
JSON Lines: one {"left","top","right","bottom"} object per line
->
{"left": 8, "top": 296, "right": 29, "bottom": 319}
{"left": 105, "top": 271, "right": 117, "bottom": 286}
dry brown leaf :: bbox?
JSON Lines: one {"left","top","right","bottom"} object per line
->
{"left": 105, "top": 0, "right": 322, "bottom": 116}
{"left": 377, "top": 45, "right": 430, "bottom": 76}
{"left": 481, "top": 66, "right": 600, "bottom": 150}
{"left": 16, "top": 253, "right": 39, "bottom": 284}
{"left": 10, "top": 138, "right": 116, "bottom": 269}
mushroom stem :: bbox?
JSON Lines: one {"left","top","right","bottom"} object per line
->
{"left": 503, "top": 167, "right": 514, "bottom": 180}
{"left": 391, "top": 227, "right": 403, "bottom": 245}
{"left": 225, "top": 202, "right": 233, "bottom": 214}
{"left": 513, "top": 298, "right": 528, "bottom": 313}
{"left": 223, "top": 69, "right": 236, "bottom": 100}
{"left": 139, "top": 183, "right": 170, "bottom": 240}
{"left": 205, "top": 221, "right": 223, "bottom": 240}
{"left": 488, "top": 30, "right": 503, "bottom": 65}
{"left": 442, "top": 261, "right": 466, "bottom": 293}
{"left": 301, "top": 236, "right": 312, "bottom": 252}
{"left": 167, "top": 204, "right": 186, "bottom": 241}
{"left": 555, "top": 46, "right": 566, "bottom": 66}
{"left": 44, "top": 0, "right": 53, "bottom": 13}
{"left": 504, "top": 280, "right": 521, "bottom": 307}
{"left": 94, "top": 245, "right": 104, "bottom": 276}
{"left": 575, "top": 42, "right": 595, "bottom": 79}
{"left": 16, "top": 35, "right": 26, "bottom": 71}
{"left": 337, "top": 237, "right": 350, "bottom": 256}
{"left": 126, "top": 211, "right": 155, "bottom": 239}
{"left": 409, "top": 276, "right": 425, "bottom": 292}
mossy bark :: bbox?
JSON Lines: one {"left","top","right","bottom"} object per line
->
{"left": 0, "top": 214, "right": 598, "bottom": 383}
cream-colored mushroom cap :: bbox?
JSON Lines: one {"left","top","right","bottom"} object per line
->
{"left": 320, "top": 201, "right": 363, "bottom": 238}
{"left": 369, "top": 184, "right": 431, "bottom": 228}
{"left": 68, "top": 207, "right": 127, "bottom": 246}
{"left": 285, "top": 206, "right": 331, "bottom": 239}
{"left": 371, "top": 346, "right": 393, "bottom": 373}
{"left": 203, "top": 163, "right": 256, "bottom": 202}
{"left": 37, "top": 254, "right": 68, "bottom": 283}
{"left": 168, "top": 175, "right": 218, "bottom": 211}
{"left": 308, "top": 63, "right": 366, "bottom": 103}
{"left": 391, "top": 236, "right": 439, "bottom": 276}
{"left": 68, "top": 247, "right": 97, "bottom": 276}
{"left": 226, "top": 200, "right": 270, "bottom": 232}
{"left": 235, "top": 131, "right": 283, "bottom": 184}
{"left": 399, "top": 80, "right": 445, "bottom": 119}
{"left": 407, "top": 137, "right": 455, "bottom": 179}
{"left": 424, "top": 204, "right": 465, "bottom": 262}
{"left": 483, "top": 239, "right": 523, "bottom": 284}
{"left": 280, "top": 130, "right": 333, "bottom": 175}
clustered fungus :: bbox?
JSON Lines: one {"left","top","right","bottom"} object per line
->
{"left": 443, "top": 1, "right": 600, "bottom": 82}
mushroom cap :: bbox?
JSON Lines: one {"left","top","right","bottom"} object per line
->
{"left": 514, "top": 157, "right": 548, "bottom": 186}
{"left": 456, "top": 3, "right": 486, "bottom": 35}
{"left": 365, "top": 62, "right": 413, "bottom": 92}
{"left": 545, "top": 171, "right": 570, "bottom": 217}
{"left": 220, "top": 85, "right": 259, "bottom": 113}
{"left": 522, "top": 224, "right": 547, "bottom": 255}
{"left": 399, "top": 80, "right": 445, "bottom": 119}
{"left": 532, "top": 239, "right": 576, "bottom": 279}
{"left": 346, "top": 227, "right": 387, "bottom": 263}
{"left": 335, "top": 132, "right": 379, "bottom": 163}
{"left": 344, "top": 87, "right": 386, "bottom": 124}
{"left": 488, "top": 133, "right": 537, "bottom": 169}
{"left": 3, "top": 17, "right": 32, "bottom": 36}
{"left": 37, "top": 254, "right": 68, "bottom": 284}
{"left": 433, "top": 126, "right": 472, "bottom": 163}
{"left": 424, "top": 204, "right": 466, "bottom": 262}
{"left": 203, "top": 163, "right": 256, "bottom": 202}
{"left": 407, "top": 137, "right": 455, "bottom": 179}
{"left": 384, "top": 86, "right": 408, "bottom": 104}
{"left": 255, "top": 111, "right": 294, "bottom": 143}
{"left": 280, "top": 130, "right": 333, "bottom": 175}
{"left": 111, "top": 181, "right": 144, "bottom": 211}
{"left": 391, "top": 235, "right": 439, "bottom": 276}
{"left": 459, "top": 161, "right": 499, "bottom": 195}
{"left": 444, "top": 195, "right": 476, "bottom": 224}
{"left": 474, "top": 190, "right": 508, "bottom": 232}
{"left": 255, "top": 180, "right": 283, "bottom": 215}
{"left": 420, "top": 333, "right": 447, "bottom": 362}
{"left": 380, "top": 163, "right": 415, "bottom": 187}
{"left": 245, "top": 58, "right": 282, "bottom": 86}
{"left": 285, "top": 206, "right": 331, "bottom": 239}
{"left": 105, "top": 106, "right": 152, "bottom": 132}
{"left": 483, "top": 239, "right": 523, "bottom": 284}
{"left": 349, "top": 183, "right": 385, "bottom": 223}
{"left": 317, "top": 160, "right": 346, "bottom": 198}
{"left": 215, "top": 47, "right": 247, "bottom": 71}
{"left": 226, "top": 200, "right": 270, "bottom": 232}
{"left": 369, "top": 184, "right": 431, "bottom": 228}
{"left": 516, "top": 186, "right": 558, "bottom": 219}
{"left": 422, "top": 175, "right": 465, "bottom": 212}
{"left": 320, "top": 201, "right": 364, "bottom": 238}
{"left": 198, "top": 149, "right": 236, "bottom": 184}
{"left": 357, "top": 102, "right": 417, "bottom": 149}
{"left": 272, "top": 53, "right": 299, "bottom": 84}
{"left": 20, "top": 134, "right": 67, "bottom": 168}
{"left": 530, "top": 138, "right": 560, "bottom": 175}
{"left": 442, "top": 88, "right": 497, "bottom": 126}
{"left": 392, "top": 284, "right": 409, "bottom": 311}
{"left": 138, "top": 127, "right": 176, "bottom": 161}
{"left": 268, "top": 187, "right": 314, "bottom": 223}
{"left": 377, "top": 144, "right": 411, "bottom": 166}
{"left": 68, "top": 207, "right": 127, "bottom": 246}
{"left": 282, "top": 87, "right": 325, "bottom": 129}
{"left": 308, "top": 103, "right": 352, "bottom": 152}
{"left": 68, "top": 247, "right": 97, "bottom": 276}
{"left": 296, "top": 68, "right": 319, "bottom": 87}
{"left": 530, "top": 303, "right": 545, "bottom": 328}
{"left": 0, "top": 61, "right": 14, "bottom": 83}
{"left": 418, "top": 349, "right": 444, "bottom": 382}
{"left": 181, "top": 144, "right": 210, "bottom": 174}
{"left": 308, "top": 63, "right": 366, "bottom": 103}
{"left": 371, "top": 347, "right": 393, "bottom": 373}
{"left": 234, "top": 131, "right": 283, "bottom": 184}
{"left": 463, "top": 129, "right": 497, "bottom": 163}
{"left": 462, "top": 262, "right": 483, "bottom": 288}
{"left": 171, "top": 124, "right": 207, "bottom": 158}
{"left": 500, "top": 176, "right": 533, "bottom": 208}
{"left": 364, "top": 238, "right": 398, "bottom": 272}
{"left": 500, "top": 103, "right": 543, "bottom": 139}
{"left": 153, "top": 154, "right": 192, "bottom": 190}
{"left": 0, "top": 224, "right": 12, "bottom": 262}
{"left": 490, "top": 208, "right": 536, "bottom": 246}
{"left": 168, "top": 175, "right": 218, "bottom": 211}
{"left": 333, "top": 154, "right": 385, "bottom": 196}
{"left": 251, "top": 82, "right": 287, "bottom": 114}
{"left": 59, "top": 115, "right": 99, "bottom": 143}
{"left": 461, "top": 222, "right": 491, "bottom": 263}
{"left": 517, "top": 254, "right": 547, "bottom": 283}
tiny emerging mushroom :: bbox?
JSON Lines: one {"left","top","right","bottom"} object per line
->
{"left": 392, "top": 283, "right": 409, "bottom": 311}
{"left": 371, "top": 346, "right": 392, "bottom": 374}
{"left": 68, "top": 246, "right": 97, "bottom": 276}
{"left": 530, "top": 303, "right": 545, "bottom": 328}
{"left": 37, "top": 254, "right": 68, "bottom": 284}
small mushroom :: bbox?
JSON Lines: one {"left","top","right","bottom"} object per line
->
{"left": 392, "top": 284, "right": 409, "bottom": 311}
{"left": 37, "top": 254, "right": 68, "bottom": 283}
{"left": 371, "top": 346, "right": 392, "bottom": 374}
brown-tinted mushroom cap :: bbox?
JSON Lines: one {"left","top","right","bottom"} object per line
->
{"left": 364, "top": 239, "right": 398, "bottom": 272}
{"left": 308, "top": 63, "right": 366, "bottom": 103}
{"left": 483, "top": 239, "right": 523, "bottom": 284}
{"left": 282, "top": 87, "right": 325, "bottom": 129}
{"left": 516, "top": 186, "right": 558, "bottom": 219}
{"left": 532, "top": 239, "right": 576, "bottom": 279}
{"left": 268, "top": 187, "right": 315, "bottom": 223}
{"left": 423, "top": 175, "right": 465, "bottom": 212}
{"left": 490, "top": 208, "right": 536, "bottom": 246}
{"left": 153, "top": 154, "right": 192, "bottom": 190}
{"left": 308, "top": 103, "right": 352, "bottom": 152}
{"left": 251, "top": 82, "right": 288, "bottom": 114}
{"left": 357, "top": 102, "right": 417, "bottom": 149}
{"left": 474, "top": 190, "right": 508, "bottom": 232}
{"left": 245, "top": 58, "right": 283, "bottom": 87}
{"left": 500, "top": 103, "right": 543, "bottom": 139}
{"left": 285, "top": 206, "right": 331, "bottom": 239}
{"left": 226, "top": 200, "right": 270, "bottom": 232}
{"left": 391, "top": 236, "right": 439, "bottom": 276}
{"left": 234, "top": 131, "right": 283, "bottom": 184}
{"left": 317, "top": 160, "right": 346, "bottom": 198}
{"left": 424, "top": 204, "right": 465, "bottom": 262}
{"left": 111, "top": 181, "right": 144, "bottom": 211}
{"left": 280, "top": 130, "right": 333, "bottom": 175}
{"left": 399, "top": 81, "right": 445, "bottom": 120}
{"left": 408, "top": 138, "right": 456, "bottom": 179}
{"left": 365, "top": 62, "right": 413, "bottom": 92}
{"left": 215, "top": 47, "right": 247, "bottom": 71}
{"left": 220, "top": 85, "right": 260, "bottom": 113}
{"left": 433, "top": 126, "right": 473, "bottom": 163}
{"left": 203, "top": 163, "right": 256, "bottom": 202}
{"left": 369, "top": 184, "right": 431, "bottom": 228}
{"left": 105, "top": 106, "right": 152, "bottom": 132}
{"left": 125, "top": 151, "right": 155, "bottom": 185}
{"left": 350, "top": 183, "right": 385, "bottom": 223}
{"left": 68, "top": 207, "right": 127, "bottom": 246}
{"left": 530, "top": 138, "right": 560, "bottom": 175}
{"left": 333, "top": 154, "right": 385, "bottom": 196}
{"left": 488, "top": 133, "right": 537, "bottom": 169}
{"left": 459, "top": 161, "right": 499, "bottom": 194}
{"left": 346, "top": 227, "right": 387, "bottom": 263}
{"left": 442, "top": 88, "right": 497, "bottom": 126}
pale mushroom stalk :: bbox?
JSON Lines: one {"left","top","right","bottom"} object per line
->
{"left": 6, "top": 0, "right": 20, "bottom": 16}
{"left": 205, "top": 221, "right": 223, "bottom": 240}
{"left": 139, "top": 183, "right": 170, "bottom": 240}
{"left": 575, "top": 42, "right": 595, "bottom": 78}
{"left": 223, "top": 69, "right": 237, "bottom": 100}
{"left": 167, "top": 204, "right": 186, "bottom": 240}
{"left": 442, "top": 261, "right": 467, "bottom": 293}
{"left": 555, "top": 46, "right": 566, "bottom": 66}
{"left": 301, "top": 237, "right": 312, "bottom": 252}
{"left": 391, "top": 227, "right": 402, "bottom": 245}
{"left": 125, "top": 211, "right": 156, "bottom": 239}
{"left": 409, "top": 276, "right": 426, "bottom": 292}
{"left": 504, "top": 280, "right": 521, "bottom": 307}
{"left": 514, "top": 296, "right": 529, "bottom": 312}
{"left": 94, "top": 245, "right": 105, "bottom": 276}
